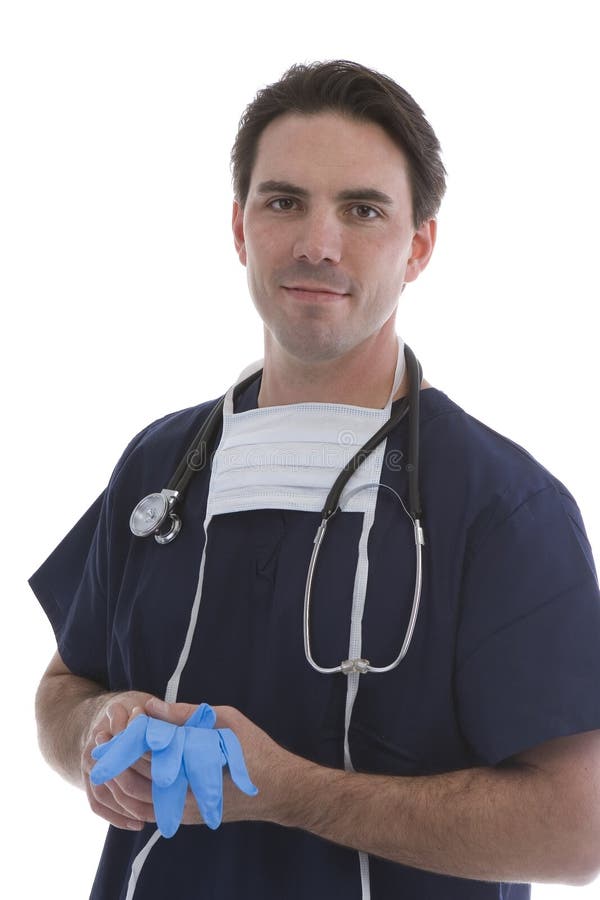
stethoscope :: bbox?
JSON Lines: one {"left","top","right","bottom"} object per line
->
{"left": 130, "top": 344, "right": 425, "bottom": 676}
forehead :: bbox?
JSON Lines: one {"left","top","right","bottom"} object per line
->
{"left": 249, "top": 111, "right": 411, "bottom": 196}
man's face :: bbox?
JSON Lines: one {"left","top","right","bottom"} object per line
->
{"left": 232, "top": 111, "right": 435, "bottom": 364}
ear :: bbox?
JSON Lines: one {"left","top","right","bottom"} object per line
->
{"left": 404, "top": 218, "right": 437, "bottom": 285}
{"left": 232, "top": 200, "right": 247, "bottom": 266}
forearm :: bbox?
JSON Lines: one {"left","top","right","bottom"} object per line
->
{"left": 124, "top": 701, "right": 599, "bottom": 883}
{"left": 275, "top": 757, "right": 590, "bottom": 885}
{"left": 35, "top": 670, "right": 110, "bottom": 788}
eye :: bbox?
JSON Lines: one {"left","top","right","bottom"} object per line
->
{"left": 268, "top": 198, "right": 298, "bottom": 211}
{"left": 352, "top": 205, "right": 381, "bottom": 220}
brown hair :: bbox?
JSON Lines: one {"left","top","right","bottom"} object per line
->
{"left": 230, "top": 59, "right": 447, "bottom": 229}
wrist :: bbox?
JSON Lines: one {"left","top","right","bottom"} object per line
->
{"left": 272, "top": 754, "right": 344, "bottom": 831}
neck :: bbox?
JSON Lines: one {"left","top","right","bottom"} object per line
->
{"left": 257, "top": 324, "right": 409, "bottom": 409}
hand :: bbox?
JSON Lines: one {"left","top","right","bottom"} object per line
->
{"left": 145, "top": 698, "right": 301, "bottom": 827}
{"left": 81, "top": 691, "right": 156, "bottom": 830}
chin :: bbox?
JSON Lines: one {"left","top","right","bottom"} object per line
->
{"left": 277, "top": 333, "right": 356, "bottom": 364}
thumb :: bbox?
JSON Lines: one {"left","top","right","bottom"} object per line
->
{"left": 145, "top": 697, "right": 197, "bottom": 726}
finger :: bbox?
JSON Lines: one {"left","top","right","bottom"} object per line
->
{"left": 89, "top": 730, "right": 124, "bottom": 763}
{"left": 90, "top": 715, "right": 148, "bottom": 785}
{"left": 90, "top": 719, "right": 146, "bottom": 770}
{"left": 87, "top": 781, "right": 146, "bottom": 831}
{"left": 130, "top": 754, "right": 152, "bottom": 779}
{"left": 106, "top": 779, "right": 155, "bottom": 822}
{"left": 145, "top": 697, "right": 197, "bottom": 726}
{"left": 91, "top": 741, "right": 151, "bottom": 777}
{"left": 82, "top": 711, "right": 111, "bottom": 762}
{"left": 85, "top": 704, "right": 128, "bottom": 765}
{"left": 91, "top": 804, "right": 145, "bottom": 830}
{"left": 126, "top": 705, "right": 145, "bottom": 727}
{"left": 87, "top": 731, "right": 118, "bottom": 772}
{"left": 107, "top": 701, "right": 129, "bottom": 736}
{"left": 111, "top": 767, "right": 154, "bottom": 804}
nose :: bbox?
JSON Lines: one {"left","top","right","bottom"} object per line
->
{"left": 292, "top": 208, "right": 343, "bottom": 265}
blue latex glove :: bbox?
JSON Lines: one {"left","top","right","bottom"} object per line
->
{"left": 90, "top": 702, "right": 258, "bottom": 837}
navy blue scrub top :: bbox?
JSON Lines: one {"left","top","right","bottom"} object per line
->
{"left": 29, "top": 381, "right": 600, "bottom": 900}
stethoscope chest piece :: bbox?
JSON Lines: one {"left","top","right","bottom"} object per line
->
{"left": 129, "top": 488, "right": 181, "bottom": 544}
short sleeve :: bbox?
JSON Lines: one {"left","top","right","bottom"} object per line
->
{"left": 28, "top": 490, "right": 111, "bottom": 684}
{"left": 27, "top": 421, "right": 157, "bottom": 686}
{"left": 455, "top": 484, "right": 600, "bottom": 766}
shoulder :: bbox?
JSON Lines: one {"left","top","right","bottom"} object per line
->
{"left": 418, "top": 388, "right": 584, "bottom": 551}
{"left": 420, "top": 386, "right": 558, "bottom": 486}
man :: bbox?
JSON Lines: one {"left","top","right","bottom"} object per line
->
{"left": 30, "top": 60, "right": 600, "bottom": 899}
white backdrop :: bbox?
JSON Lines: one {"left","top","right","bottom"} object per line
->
{"left": 2, "top": 1, "right": 598, "bottom": 896}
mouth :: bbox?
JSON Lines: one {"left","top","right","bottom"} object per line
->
{"left": 282, "top": 286, "right": 348, "bottom": 300}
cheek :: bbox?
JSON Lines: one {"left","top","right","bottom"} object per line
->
{"left": 245, "top": 213, "right": 284, "bottom": 254}
{"left": 246, "top": 236, "right": 282, "bottom": 282}
{"left": 345, "top": 230, "right": 402, "bottom": 269}
{"left": 377, "top": 241, "right": 412, "bottom": 284}
{"left": 346, "top": 244, "right": 405, "bottom": 296}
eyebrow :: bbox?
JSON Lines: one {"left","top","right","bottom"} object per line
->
{"left": 255, "top": 179, "right": 395, "bottom": 207}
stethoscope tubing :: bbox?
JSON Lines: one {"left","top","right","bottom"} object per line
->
{"left": 303, "top": 345, "right": 424, "bottom": 675}
{"left": 129, "top": 371, "right": 259, "bottom": 544}
{"left": 129, "top": 345, "right": 425, "bottom": 675}
{"left": 303, "top": 482, "right": 424, "bottom": 675}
